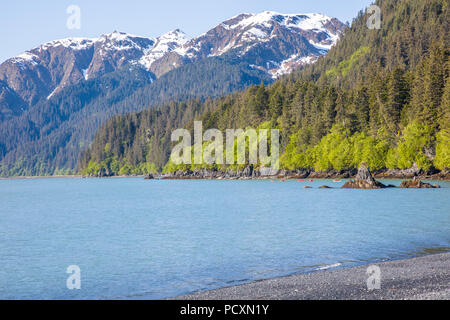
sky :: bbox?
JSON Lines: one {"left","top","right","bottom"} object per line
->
{"left": 0, "top": 0, "right": 374, "bottom": 63}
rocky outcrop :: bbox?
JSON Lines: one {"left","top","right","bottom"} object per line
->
{"left": 144, "top": 174, "right": 154, "bottom": 180}
{"left": 308, "top": 169, "right": 357, "bottom": 179}
{"left": 163, "top": 166, "right": 278, "bottom": 179}
{"left": 258, "top": 166, "right": 280, "bottom": 177}
{"left": 342, "top": 163, "right": 388, "bottom": 189}
{"left": 400, "top": 178, "right": 440, "bottom": 189}
{"left": 375, "top": 162, "right": 441, "bottom": 179}
{"left": 98, "top": 167, "right": 112, "bottom": 178}
{"left": 160, "top": 165, "right": 449, "bottom": 182}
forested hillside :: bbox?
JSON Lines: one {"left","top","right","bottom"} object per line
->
{"left": 0, "top": 56, "right": 272, "bottom": 176}
{"left": 80, "top": 0, "right": 449, "bottom": 176}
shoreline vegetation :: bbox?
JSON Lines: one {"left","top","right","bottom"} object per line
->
{"left": 174, "top": 251, "right": 450, "bottom": 300}
{"left": 1, "top": 165, "right": 449, "bottom": 182}
{"left": 155, "top": 166, "right": 450, "bottom": 181}
{"left": 154, "top": 163, "right": 444, "bottom": 188}
{"left": 1, "top": 171, "right": 449, "bottom": 181}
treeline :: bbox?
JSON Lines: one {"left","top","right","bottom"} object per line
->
{"left": 79, "top": 0, "right": 449, "bottom": 176}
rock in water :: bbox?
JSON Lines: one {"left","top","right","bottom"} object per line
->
{"left": 144, "top": 174, "right": 154, "bottom": 180}
{"left": 400, "top": 177, "right": 440, "bottom": 188}
{"left": 342, "top": 163, "right": 387, "bottom": 189}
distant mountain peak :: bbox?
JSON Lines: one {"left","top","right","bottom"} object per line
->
{"left": 222, "top": 11, "right": 335, "bottom": 29}
{"left": 157, "top": 29, "right": 189, "bottom": 45}
{"left": 138, "top": 29, "right": 189, "bottom": 72}
{"left": 34, "top": 37, "right": 97, "bottom": 52}
{"left": 173, "top": 11, "right": 346, "bottom": 77}
{"left": 100, "top": 30, "right": 148, "bottom": 41}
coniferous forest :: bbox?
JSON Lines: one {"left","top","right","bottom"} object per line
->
{"left": 0, "top": 56, "right": 272, "bottom": 176}
{"left": 78, "top": 0, "right": 449, "bottom": 177}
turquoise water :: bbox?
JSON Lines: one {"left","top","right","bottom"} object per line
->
{"left": 0, "top": 178, "right": 449, "bottom": 299}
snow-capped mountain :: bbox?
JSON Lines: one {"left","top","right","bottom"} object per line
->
{"left": 85, "top": 31, "right": 155, "bottom": 81}
{"left": 137, "top": 29, "right": 189, "bottom": 76}
{"left": 0, "top": 30, "right": 190, "bottom": 107}
{"left": 0, "top": 31, "right": 157, "bottom": 108}
{"left": 174, "top": 11, "right": 345, "bottom": 77}
{"left": 0, "top": 11, "right": 345, "bottom": 118}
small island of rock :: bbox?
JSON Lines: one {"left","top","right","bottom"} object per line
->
{"left": 400, "top": 177, "right": 440, "bottom": 188}
{"left": 342, "top": 163, "right": 387, "bottom": 189}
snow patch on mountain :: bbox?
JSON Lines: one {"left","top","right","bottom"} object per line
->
{"left": 187, "top": 10, "right": 343, "bottom": 67}
{"left": 46, "top": 87, "right": 58, "bottom": 100}
{"left": 226, "top": 11, "right": 334, "bottom": 31}
{"left": 244, "top": 27, "right": 268, "bottom": 39}
{"left": 271, "top": 54, "right": 318, "bottom": 78}
{"left": 82, "top": 68, "right": 89, "bottom": 81}
{"left": 10, "top": 52, "right": 40, "bottom": 69}
{"left": 39, "top": 38, "right": 97, "bottom": 51}
{"left": 97, "top": 31, "right": 155, "bottom": 53}
{"left": 138, "top": 29, "right": 189, "bottom": 71}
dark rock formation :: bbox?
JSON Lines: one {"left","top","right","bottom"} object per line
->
{"left": 242, "top": 165, "right": 254, "bottom": 177}
{"left": 342, "top": 163, "right": 388, "bottom": 189}
{"left": 309, "top": 169, "right": 357, "bottom": 179}
{"left": 161, "top": 164, "right": 448, "bottom": 182}
{"left": 98, "top": 167, "right": 112, "bottom": 177}
{"left": 144, "top": 174, "right": 154, "bottom": 180}
{"left": 374, "top": 162, "right": 441, "bottom": 180}
{"left": 400, "top": 178, "right": 440, "bottom": 189}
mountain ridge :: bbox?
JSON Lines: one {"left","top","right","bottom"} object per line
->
{"left": 0, "top": 11, "right": 346, "bottom": 120}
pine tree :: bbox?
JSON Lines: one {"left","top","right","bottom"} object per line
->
{"left": 321, "top": 87, "right": 337, "bottom": 134}
{"left": 384, "top": 68, "right": 409, "bottom": 135}
{"left": 420, "top": 44, "right": 447, "bottom": 125}
{"left": 354, "top": 85, "right": 370, "bottom": 131}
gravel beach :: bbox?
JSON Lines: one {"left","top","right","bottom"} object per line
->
{"left": 176, "top": 253, "right": 450, "bottom": 300}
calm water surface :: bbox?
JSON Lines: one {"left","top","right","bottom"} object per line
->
{"left": 0, "top": 178, "right": 449, "bottom": 299}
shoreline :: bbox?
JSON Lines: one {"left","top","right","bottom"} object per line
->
{"left": 1, "top": 166, "right": 449, "bottom": 181}
{"left": 0, "top": 175, "right": 82, "bottom": 180}
{"left": 160, "top": 169, "right": 450, "bottom": 181}
{"left": 0, "top": 175, "right": 142, "bottom": 181}
{"left": 159, "top": 175, "right": 450, "bottom": 181}
{"left": 2, "top": 166, "right": 449, "bottom": 181}
{"left": 2, "top": 173, "right": 449, "bottom": 181}
{"left": 1, "top": 176, "right": 449, "bottom": 182}
{"left": 174, "top": 252, "right": 450, "bottom": 300}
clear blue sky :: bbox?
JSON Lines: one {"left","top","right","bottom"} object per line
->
{"left": 0, "top": 0, "right": 373, "bottom": 63}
